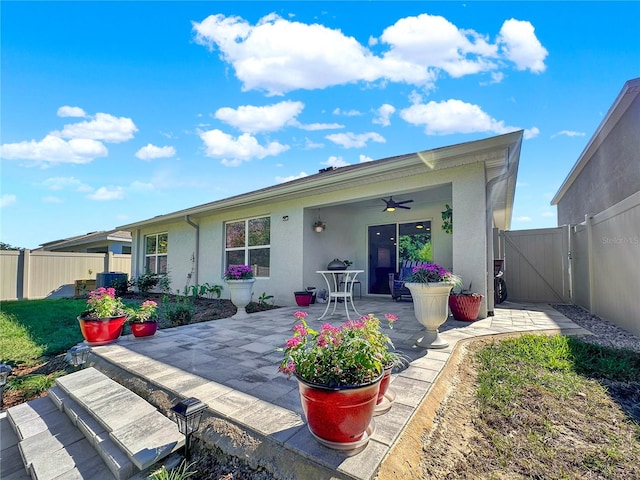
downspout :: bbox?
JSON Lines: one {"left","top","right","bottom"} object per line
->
{"left": 485, "top": 145, "right": 519, "bottom": 315}
{"left": 185, "top": 215, "right": 199, "bottom": 286}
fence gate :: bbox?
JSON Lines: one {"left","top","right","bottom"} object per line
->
{"left": 502, "top": 227, "right": 571, "bottom": 303}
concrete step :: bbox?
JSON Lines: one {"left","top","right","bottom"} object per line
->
{"left": 5, "top": 367, "right": 185, "bottom": 480}
{"left": 55, "top": 367, "right": 184, "bottom": 470}
{"left": 6, "top": 397, "right": 116, "bottom": 480}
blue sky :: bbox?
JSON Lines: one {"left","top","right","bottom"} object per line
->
{"left": 1, "top": 1, "right": 638, "bottom": 249}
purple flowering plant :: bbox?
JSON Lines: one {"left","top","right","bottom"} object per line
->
{"left": 407, "top": 262, "right": 461, "bottom": 286}
{"left": 278, "top": 311, "right": 400, "bottom": 387}
{"left": 223, "top": 264, "right": 255, "bottom": 280}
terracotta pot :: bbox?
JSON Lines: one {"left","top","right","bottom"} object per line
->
{"left": 131, "top": 321, "right": 158, "bottom": 337}
{"left": 296, "top": 374, "right": 381, "bottom": 448}
{"left": 77, "top": 315, "right": 127, "bottom": 346}
{"left": 294, "top": 291, "right": 313, "bottom": 307}
{"left": 449, "top": 294, "right": 484, "bottom": 321}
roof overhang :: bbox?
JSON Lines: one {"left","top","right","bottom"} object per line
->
{"left": 551, "top": 78, "right": 640, "bottom": 206}
{"left": 119, "top": 131, "right": 523, "bottom": 231}
{"left": 40, "top": 230, "right": 132, "bottom": 250}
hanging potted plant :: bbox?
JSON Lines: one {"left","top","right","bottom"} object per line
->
{"left": 312, "top": 219, "right": 326, "bottom": 233}
{"left": 127, "top": 300, "right": 159, "bottom": 337}
{"left": 223, "top": 265, "right": 255, "bottom": 320}
{"left": 448, "top": 282, "right": 484, "bottom": 322}
{"left": 279, "top": 311, "right": 399, "bottom": 450}
{"left": 404, "top": 263, "right": 461, "bottom": 349}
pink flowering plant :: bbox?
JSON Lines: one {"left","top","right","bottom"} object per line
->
{"left": 407, "top": 262, "right": 461, "bottom": 286}
{"left": 223, "top": 264, "right": 255, "bottom": 280}
{"left": 80, "top": 287, "right": 158, "bottom": 323}
{"left": 278, "top": 311, "right": 400, "bottom": 387}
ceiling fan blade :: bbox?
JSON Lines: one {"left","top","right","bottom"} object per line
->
{"left": 397, "top": 199, "right": 414, "bottom": 205}
{"left": 397, "top": 205, "right": 411, "bottom": 209}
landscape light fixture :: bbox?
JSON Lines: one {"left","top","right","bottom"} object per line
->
{"left": 416, "top": 223, "right": 424, "bottom": 229}
{"left": 171, "top": 397, "right": 208, "bottom": 460}
{"left": 0, "top": 364, "right": 12, "bottom": 408}
{"left": 65, "top": 344, "right": 91, "bottom": 369}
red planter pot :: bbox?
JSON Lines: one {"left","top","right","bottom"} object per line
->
{"left": 376, "top": 367, "right": 392, "bottom": 405}
{"left": 294, "top": 291, "right": 313, "bottom": 307}
{"left": 131, "top": 321, "right": 158, "bottom": 337}
{"left": 77, "top": 315, "right": 127, "bottom": 346}
{"left": 296, "top": 374, "right": 381, "bottom": 447}
{"left": 449, "top": 295, "right": 484, "bottom": 321}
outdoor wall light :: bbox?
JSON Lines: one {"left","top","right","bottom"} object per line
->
{"left": 171, "top": 397, "right": 208, "bottom": 459}
{"left": 65, "top": 344, "right": 91, "bottom": 369}
{"left": 0, "top": 364, "right": 13, "bottom": 408}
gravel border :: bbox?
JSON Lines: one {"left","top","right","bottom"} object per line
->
{"left": 552, "top": 304, "right": 640, "bottom": 353}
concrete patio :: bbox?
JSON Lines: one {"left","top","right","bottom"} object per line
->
{"left": 82, "top": 298, "right": 591, "bottom": 480}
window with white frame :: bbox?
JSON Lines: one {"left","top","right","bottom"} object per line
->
{"left": 145, "top": 233, "right": 168, "bottom": 274}
{"left": 225, "top": 216, "right": 270, "bottom": 277}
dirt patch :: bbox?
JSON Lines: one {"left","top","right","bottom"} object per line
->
{"left": 381, "top": 337, "right": 640, "bottom": 480}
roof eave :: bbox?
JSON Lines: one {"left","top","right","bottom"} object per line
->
{"left": 551, "top": 77, "right": 640, "bottom": 205}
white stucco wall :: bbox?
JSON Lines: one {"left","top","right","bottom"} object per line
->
{"left": 130, "top": 160, "right": 493, "bottom": 314}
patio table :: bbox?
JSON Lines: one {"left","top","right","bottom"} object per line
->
{"left": 316, "top": 270, "right": 363, "bottom": 320}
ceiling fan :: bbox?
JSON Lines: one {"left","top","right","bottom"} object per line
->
{"left": 382, "top": 196, "right": 413, "bottom": 212}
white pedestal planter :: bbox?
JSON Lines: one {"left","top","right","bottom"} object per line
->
{"left": 405, "top": 282, "right": 453, "bottom": 349}
{"left": 226, "top": 279, "right": 255, "bottom": 320}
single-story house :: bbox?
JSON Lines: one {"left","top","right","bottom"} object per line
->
{"left": 119, "top": 130, "right": 523, "bottom": 319}
{"left": 38, "top": 229, "right": 132, "bottom": 254}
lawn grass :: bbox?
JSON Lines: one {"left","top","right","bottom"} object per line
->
{"left": 0, "top": 298, "right": 88, "bottom": 365}
{"left": 472, "top": 334, "right": 640, "bottom": 479}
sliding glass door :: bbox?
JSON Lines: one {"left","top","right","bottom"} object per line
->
{"left": 367, "top": 221, "right": 432, "bottom": 294}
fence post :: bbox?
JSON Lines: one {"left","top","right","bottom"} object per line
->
{"left": 105, "top": 251, "right": 114, "bottom": 272}
{"left": 585, "top": 215, "right": 595, "bottom": 313}
{"left": 21, "top": 249, "right": 31, "bottom": 300}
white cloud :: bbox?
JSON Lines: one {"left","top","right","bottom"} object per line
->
{"left": 0, "top": 135, "right": 108, "bottom": 166}
{"left": 541, "top": 211, "right": 555, "bottom": 217}
{"left": 498, "top": 19, "right": 548, "bottom": 73}
{"left": 199, "top": 129, "right": 289, "bottom": 166}
{"left": 304, "top": 138, "right": 324, "bottom": 149}
{"left": 135, "top": 144, "right": 176, "bottom": 160}
{"left": 275, "top": 172, "right": 308, "bottom": 183}
{"left": 379, "top": 13, "right": 498, "bottom": 78}
{"left": 322, "top": 156, "right": 350, "bottom": 168}
{"left": 373, "top": 104, "right": 396, "bottom": 126}
{"left": 325, "top": 132, "right": 385, "bottom": 148}
{"left": 524, "top": 127, "right": 540, "bottom": 139}
{"left": 480, "top": 71, "right": 504, "bottom": 85}
{"left": 42, "top": 196, "right": 64, "bottom": 204}
{"left": 42, "top": 176, "right": 91, "bottom": 192}
{"left": 515, "top": 216, "right": 533, "bottom": 222}
{"left": 56, "top": 112, "right": 138, "bottom": 143}
{"left": 87, "top": 186, "right": 125, "bottom": 201}
{"left": 214, "top": 101, "right": 304, "bottom": 133}
{"left": 333, "top": 108, "right": 363, "bottom": 117}
{"left": 1, "top": 194, "right": 17, "bottom": 208}
{"left": 551, "top": 130, "right": 586, "bottom": 139}
{"left": 400, "top": 99, "right": 527, "bottom": 136}
{"left": 298, "top": 122, "right": 344, "bottom": 131}
{"left": 57, "top": 106, "right": 87, "bottom": 118}
{"left": 192, "top": 13, "right": 547, "bottom": 95}
{"left": 129, "top": 181, "right": 154, "bottom": 191}
{"left": 359, "top": 154, "right": 374, "bottom": 163}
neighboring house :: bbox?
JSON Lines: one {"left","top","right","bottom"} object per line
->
{"left": 552, "top": 77, "right": 640, "bottom": 225}
{"left": 551, "top": 77, "right": 640, "bottom": 337}
{"left": 119, "top": 131, "right": 523, "bottom": 319}
{"left": 39, "top": 229, "right": 132, "bottom": 254}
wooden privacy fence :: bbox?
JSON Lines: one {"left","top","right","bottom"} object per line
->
{"left": 0, "top": 250, "right": 131, "bottom": 301}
